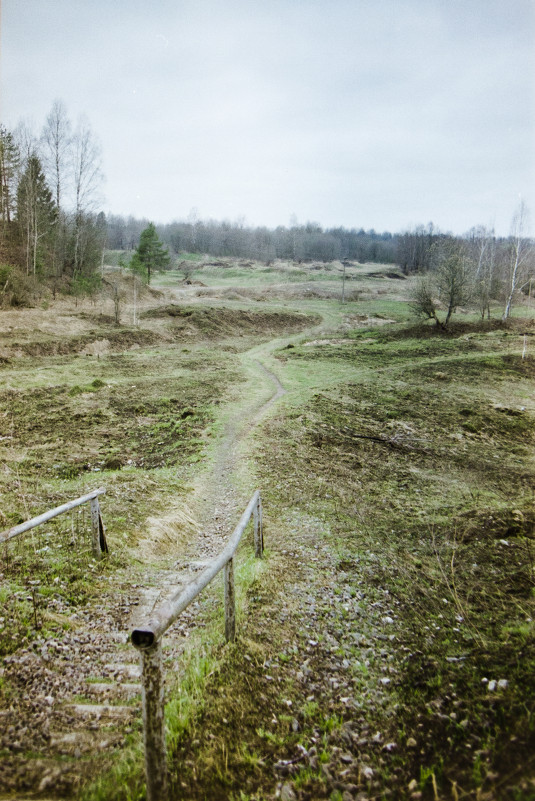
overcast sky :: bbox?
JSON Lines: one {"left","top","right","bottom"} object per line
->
{"left": 2, "top": 0, "right": 534, "bottom": 235}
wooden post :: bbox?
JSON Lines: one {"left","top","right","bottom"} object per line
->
{"left": 90, "top": 498, "right": 102, "bottom": 560}
{"left": 253, "top": 496, "right": 263, "bottom": 558}
{"left": 131, "top": 490, "right": 263, "bottom": 792}
{"left": 140, "top": 642, "right": 168, "bottom": 801}
{"left": 224, "top": 557, "right": 236, "bottom": 642}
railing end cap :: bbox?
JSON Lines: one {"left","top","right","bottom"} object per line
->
{"left": 131, "top": 627, "right": 157, "bottom": 650}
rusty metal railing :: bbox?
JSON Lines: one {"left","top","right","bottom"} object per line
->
{"left": 0, "top": 487, "right": 108, "bottom": 559}
{"left": 131, "top": 490, "right": 263, "bottom": 801}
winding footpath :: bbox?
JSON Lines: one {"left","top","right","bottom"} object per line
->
{"left": 0, "top": 345, "right": 288, "bottom": 800}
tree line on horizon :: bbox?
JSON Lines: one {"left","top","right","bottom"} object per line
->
{"left": 1, "top": 102, "right": 533, "bottom": 319}
{"left": 106, "top": 213, "right": 399, "bottom": 266}
{"left": 109, "top": 210, "right": 534, "bottom": 321}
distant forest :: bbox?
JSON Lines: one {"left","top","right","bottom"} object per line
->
{"left": 1, "top": 103, "right": 533, "bottom": 316}
{"left": 106, "top": 214, "right": 399, "bottom": 265}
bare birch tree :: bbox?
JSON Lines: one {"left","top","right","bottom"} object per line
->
{"left": 71, "top": 117, "right": 103, "bottom": 277}
{"left": 41, "top": 100, "right": 71, "bottom": 211}
{"left": 467, "top": 225, "right": 497, "bottom": 319}
{"left": 502, "top": 201, "right": 534, "bottom": 321}
{"left": 40, "top": 101, "right": 72, "bottom": 277}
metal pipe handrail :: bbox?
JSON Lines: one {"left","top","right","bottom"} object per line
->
{"left": 131, "top": 489, "right": 263, "bottom": 801}
{"left": 0, "top": 487, "right": 108, "bottom": 559}
{"left": 0, "top": 487, "right": 106, "bottom": 543}
{"left": 132, "top": 490, "right": 261, "bottom": 649}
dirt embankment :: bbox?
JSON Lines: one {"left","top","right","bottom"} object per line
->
{"left": 0, "top": 303, "right": 318, "bottom": 361}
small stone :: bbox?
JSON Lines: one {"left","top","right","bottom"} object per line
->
{"left": 488, "top": 680, "right": 497, "bottom": 692}
{"left": 406, "top": 737, "right": 417, "bottom": 747}
{"left": 280, "top": 782, "right": 296, "bottom": 801}
{"left": 408, "top": 779, "right": 418, "bottom": 791}
{"left": 498, "top": 679, "right": 508, "bottom": 690}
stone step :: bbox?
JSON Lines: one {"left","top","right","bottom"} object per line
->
{"left": 107, "top": 631, "right": 129, "bottom": 643}
{"left": 102, "top": 662, "right": 142, "bottom": 679}
{"left": 67, "top": 702, "right": 136, "bottom": 719}
{"left": 49, "top": 729, "right": 123, "bottom": 754}
{"left": 84, "top": 681, "right": 141, "bottom": 700}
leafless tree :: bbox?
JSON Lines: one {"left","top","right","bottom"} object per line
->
{"left": 40, "top": 101, "right": 72, "bottom": 277}
{"left": 502, "top": 200, "right": 534, "bottom": 320}
{"left": 71, "top": 117, "right": 103, "bottom": 276}
{"left": 41, "top": 100, "right": 71, "bottom": 211}
{"left": 410, "top": 242, "right": 472, "bottom": 329}
{"left": 466, "top": 225, "right": 497, "bottom": 319}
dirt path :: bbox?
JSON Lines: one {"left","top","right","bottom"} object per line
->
{"left": 129, "top": 353, "right": 287, "bottom": 629}
{"left": 0, "top": 342, "right": 290, "bottom": 800}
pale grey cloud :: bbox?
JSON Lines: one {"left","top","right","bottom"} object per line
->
{"left": 2, "top": 0, "right": 534, "bottom": 234}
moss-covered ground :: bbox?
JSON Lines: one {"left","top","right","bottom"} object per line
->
{"left": 1, "top": 262, "right": 534, "bottom": 800}
{"left": 163, "top": 316, "right": 535, "bottom": 801}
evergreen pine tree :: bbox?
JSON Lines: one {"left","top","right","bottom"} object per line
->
{"left": 16, "top": 154, "right": 57, "bottom": 275}
{"left": 136, "top": 223, "right": 169, "bottom": 284}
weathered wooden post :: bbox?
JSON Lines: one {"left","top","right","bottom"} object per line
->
{"left": 90, "top": 497, "right": 102, "bottom": 559}
{"left": 131, "top": 490, "right": 263, "bottom": 795}
{"left": 139, "top": 641, "right": 168, "bottom": 801}
{"left": 253, "top": 495, "right": 263, "bottom": 558}
{"left": 224, "top": 557, "right": 236, "bottom": 642}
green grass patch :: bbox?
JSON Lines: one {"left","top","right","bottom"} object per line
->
{"left": 253, "top": 317, "right": 535, "bottom": 799}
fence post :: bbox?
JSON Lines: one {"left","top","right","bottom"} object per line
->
{"left": 224, "top": 557, "right": 236, "bottom": 642}
{"left": 132, "top": 490, "right": 264, "bottom": 792}
{"left": 140, "top": 641, "right": 168, "bottom": 801}
{"left": 253, "top": 495, "right": 263, "bottom": 558}
{"left": 90, "top": 498, "right": 102, "bottom": 560}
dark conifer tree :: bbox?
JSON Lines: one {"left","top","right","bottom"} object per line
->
{"left": 16, "top": 154, "right": 57, "bottom": 275}
{"left": 136, "top": 222, "right": 170, "bottom": 283}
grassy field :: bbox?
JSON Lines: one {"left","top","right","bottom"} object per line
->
{"left": 162, "top": 303, "right": 534, "bottom": 800}
{"left": 1, "top": 259, "right": 534, "bottom": 800}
